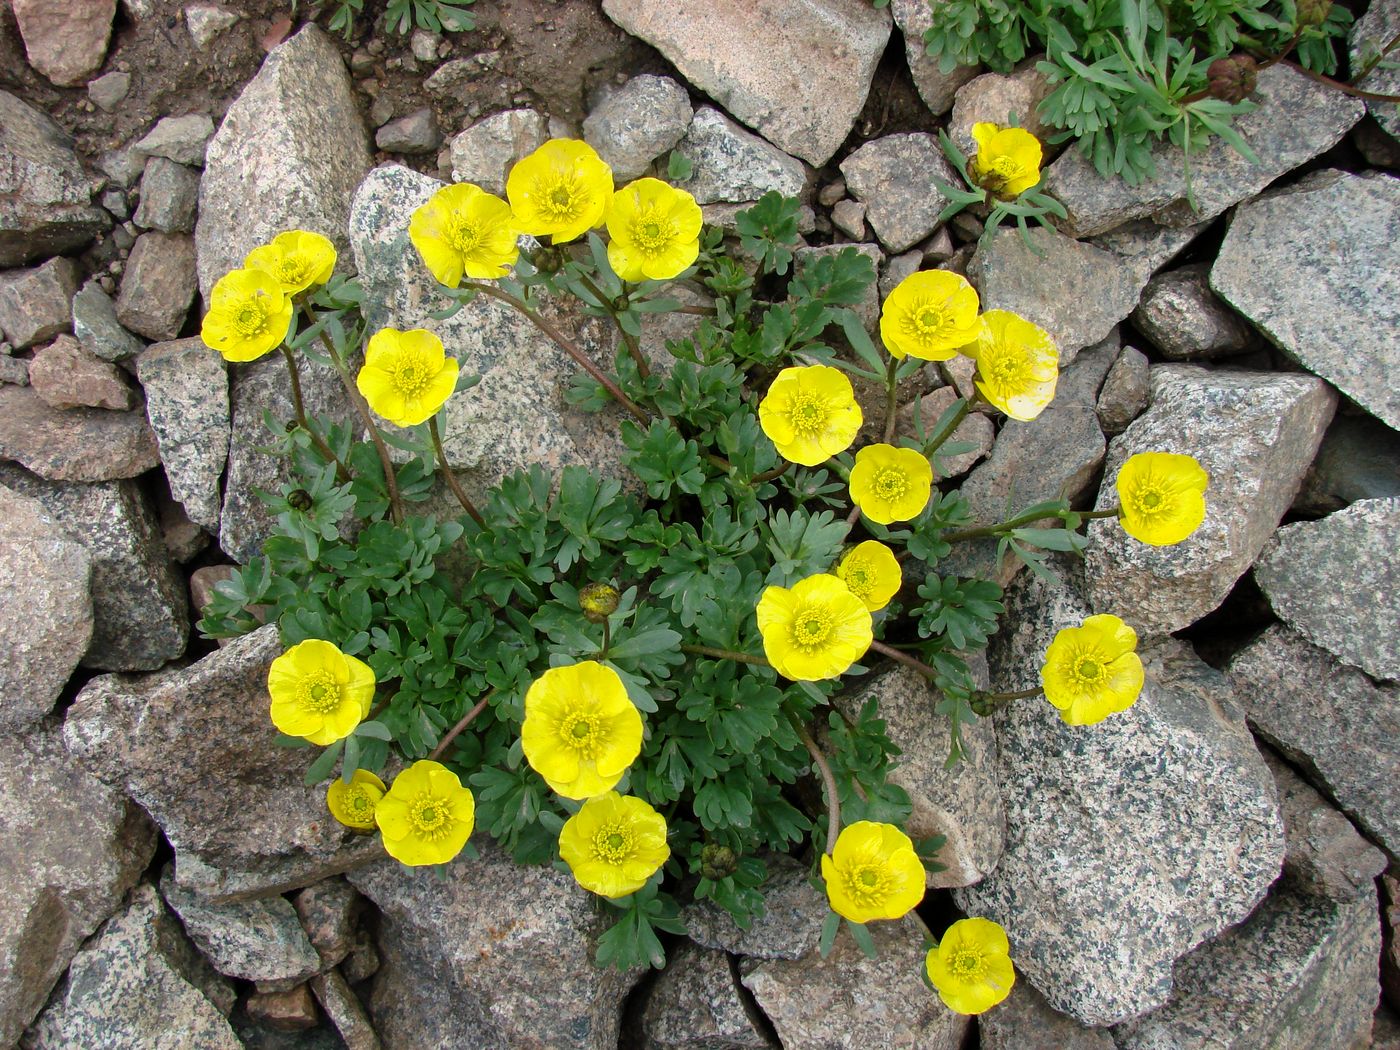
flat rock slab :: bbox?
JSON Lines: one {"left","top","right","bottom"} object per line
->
{"left": 675, "top": 106, "right": 810, "bottom": 205}
{"left": 980, "top": 981, "right": 1115, "bottom": 1050}
{"left": 0, "top": 382, "right": 158, "bottom": 483}
{"left": 1083, "top": 365, "right": 1335, "bottom": 638}
{"left": 682, "top": 853, "right": 826, "bottom": 962}
{"left": 839, "top": 133, "right": 959, "bottom": 253}
{"left": 1211, "top": 169, "right": 1400, "bottom": 431}
{"left": 30, "top": 335, "right": 137, "bottom": 411}
{"left": 640, "top": 943, "right": 772, "bottom": 1050}
{"left": 890, "top": 0, "right": 978, "bottom": 116}
{"left": 601, "top": 0, "right": 890, "bottom": 166}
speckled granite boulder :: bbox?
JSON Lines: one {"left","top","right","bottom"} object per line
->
{"left": 980, "top": 981, "right": 1115, "bottom": 1050}
{"left": 640, "top": 943, "right": 772, "bottom": 1050}
{"left": 682, "top": 854, "right": 826, "bottom": 961}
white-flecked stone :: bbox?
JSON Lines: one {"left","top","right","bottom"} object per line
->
{"left": 447, "top": 109, "right": 547, "bottom": 196}
{"left": 674, "top": 107, "right": 810, "bottom": 205}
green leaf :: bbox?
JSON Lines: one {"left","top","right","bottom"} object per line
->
{"left": 819, "top": 910, "right": 841, "bottom": 958}
{"left": 667, "top": 151, "right": 694, "bottom": 181}
{"left": 304, "top": 740, "right": 344, "bottom": 786}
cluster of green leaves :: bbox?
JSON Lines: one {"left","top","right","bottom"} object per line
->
{"left": 324, "top": 0, "right": 474, "bottom": 41}
{"left": 925, "top": 0, "right": 1353, "bottom": 184}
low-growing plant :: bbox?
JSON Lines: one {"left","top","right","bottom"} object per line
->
{"left": 322, "top": 0, "right": 474, "bottom": 40}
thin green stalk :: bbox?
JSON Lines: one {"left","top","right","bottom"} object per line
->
{"left": 941, "top": 505, "right": 1119, "bottom": 544}
{"left": 924, "top": 398, "right": 972, "bottom": 459}
{"left": 868, "top": 639, "right": 939, "bottom": 681}
{"left": 680, "top": 644, "right": 770, "bottom": 667}
{"left": 428, "top": 688, "right": 496, "bottom": 761}
{"left": 279, "top": 345, "right": 352, "bottom": 483}
{"left": 789, "top": 712, "right": 841, "bottom": 854}
{"left": 428, "top": 416, "right": 485, "bottom": 527}
{"left": 881, "top": 356, "right": 900, "bottom": 445}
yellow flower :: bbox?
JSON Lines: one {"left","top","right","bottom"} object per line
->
{"left": 326, "top": 769, "right": 387, "bottom": 831}
{"left": 1040, "top": 613, "right": 1145, "bottom": 726}
{"left": 558, "top": 790, "right": 670, "bottom": 898}
{"left": 835, "top": 541, "right": 902, "bottom": 612}
{"left": 756, "top": 573, "right": 872, "bottom": 681}
{"left": 925, "top": 917, "right": 1017, "bottom": 1014}
{"left": 244, "top": 230, "right": 337, "bottom": 296}
{"left": 200, "top": 267, "right": 293, "bottom": 363}
{"left": 409, "top": 182, "right": 520, "bottom": 287}
{"left": 374, "top": 759, "right": 476, "bottom": 867}
{"left": 820, "top": 820, "right": 925, "bottom": 923}
{"left": 970, "top": 123, "right": 1043, "bottom": 200}
{"left": 963, "top": 309, "right": 1059, "bottom": 421}
{"left": 1114, "top": 451, "right": 1209, "bottom": 546}
{"left": 267, "top": 639, "right": 376, "bottom": 746}
{"left": 849, "top": 444, "right": 933, "bottom": 525}
{"left": 605, "top": 177, "right": 703, "bottom": 282}
{"left": 879, "top": 270, "right": 981, "bottom": 362}
{"left": 522, "top": 661, "right": 643, "bottom": 799}
{"left": 355, "top": 327, "right": 459, "bottom": 427}
{"left": 758, "top": 365, "right": 864, "bottom": 466}
{"left": 506, "top": 138, "right": 613, "bottom": 244}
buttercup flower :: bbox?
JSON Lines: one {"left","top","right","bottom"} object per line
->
{"left": 821, "top": 821, "right": 925, "bottom": 924}
{"left": 963, "top": 309, "right": 1059, "bottom": 421}
{"left": 200, "top": 267, "right": 293, "bottom": 362}
{"left": 969, "top": 123, "right": 1043, "bottom": 199}
{"left": 879, "top": 270, "right": 981, "bottom": 361}
{"left": 244, "top": 230, "right": 337, "bottom": 296}
{"left": 1114, "top": 451, "right": 1209, "bottom": 546}
{"left": 375, "top": 759, "right": 476, "bottom": 866}
{"left": 925, "top": 917, "right": 1017, "bottom": 1014}
{"left": 409, "top": 182, "right": 520, "bottom": 286}
{"left": 558, "top": 790, "right": 670, "bottom": 898}
{"left": 326, "top": 769, "right": 387, "bottom": 831}
{"left": 835, "top": 541, "right": 902, "bottom": 612}
{"left": 758, "top": 364, "right": 864, "bottom": 466}
{"left": 356, "top": 327, "right": 459, "bottom": 427}
{"left": 268, "top": 639, "right": 376, "bottom": 746}
{"left": 506, "top": 138, "right": 613, "bottom": 244}
{"left": 849, "top": 444, "right": 933, "bottom": 525}
{"left": 522, "top": 661, "right": 643, "bottom": 799}
{"left": 1040, "top": 614, "right": 1145, "bottom": 726}
{"left": 605, "top": 177, "right": 703, "bottom": 282}
{"left": 756, "top": 573, "right": 873, "bottom": 681}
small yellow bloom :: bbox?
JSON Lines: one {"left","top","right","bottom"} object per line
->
{"left": 1040, "top": 613, "right": 1145, "bottom": 726}
{"left": 1114, "top": 451, "right": 1209, "bottom": 546}
{"left": 879, "top": 270, "right": 981, "bottom": 362}
{"left": 506, "top": 138, "right": 613, "bottom": 245}
{"left": 409, "top": 182, "right": 520, "bottom": 287}
{"left": 963, "top": 309, "right": 1059, "bottom": 421}
{"left": 756, "top": 573, "right": 872, "bottom": 681}
{"left": 835, "top": 541, "right": 902, "bottom": 612}
{"left": 200, "top": 267, "right": 294, "bottom": 363}
{"left": 820, "top": 820, "right": 925, "bottom": 924}
{"left": 522, "top": 661, "right": 643, "bottom": 799}
{"left": 356, "top": 327, "right": 459, "bottom": 427}
{"left": 244, "top": 230, "right": 337, "bottom": 296}
{"left": 925, "top": 917, "right": 1017, "bottom": 1014}
{"left": 558, "top": 790, "right": 670, "bottom": 898}
{"left": 605, "top": 177, "right": 702, "bottom": 282}
{"left": 970, "top": 123, "right": 1043, "bottom": 200}
{"left": 849, "top": 444, "right": 933, "bottom": 525}
{"left": 267, "top": 639, "right": 376, "bottom": 746}
{"left": 374, "top": 759, "right": 476, "bottom": 867}
{"left": 758, "top": 365, "right": 864, "bottom": 467}
{"left": 326, "top": 769, "right": 387, "bottom": 831}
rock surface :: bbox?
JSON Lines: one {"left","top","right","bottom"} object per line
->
{"left": 979, "top": 981, "right": 1115, "bottom": 1050}
{"left": 949, "top": 65, "right": 1054, "bottom": 155}
{"left": 682, "top": 853, "right": 826, "bottom": 962}
{"left": 29, "top": 335, "right": 136, "bottom": 411}
{"left": 310, "top": 969, "right": 380, "bottom": 1050}
{"left": 674, "top": 107, "right": 810, "bottom": 205}
{"left": 891, "top": 0, "right": 979, "bottom": 116}
{"left": 0, "top": 257, "right": 79, "bottom": 350}
{"left": 72, "top": 280, "right": 145, "bottom": 363}
{"left": 12, "top": 0, "right": 115, "bottom": 86}
{"left": 375, "top": 108, "right": 441, "bottom": 155}
{"left": 134, "top": 157, "right": 202, "bottom": 234}
{"left": 293, "top": 878, "right": 363, "bottom": 969}
{"left": 641, "top": 944, "right": 772, "bottom": 1050}
{"left": 447, "top": 108, "right": 547, "bottom": 196}
{"left": 1132, "top": 262, "right": 1253, "bottom": 360}
{"left": 133, "top": 114, "right": 217, "bottom": 167}
{"left": 1096, "top": 344, "right": 1150, "bottom": 436}
{"left": 1353, "top": 0, "right": 1400, "bottom": 141}
{"left": 0, "top": 385, "right": 159, "bottom": 483}
{"left": 839, "top": 133, "right": 958, "bottom": 253}
{"left": 115, "top": 232, "right": 198, "bottom": 341}
{"left": 584, "top": 75, "right": 693, "bottom": 183}
{"left": 1295, "top": 414, "right": 1400, "bottom": 514}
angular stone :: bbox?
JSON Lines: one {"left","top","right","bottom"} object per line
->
{"left": 134, "top": 157, "right": 201, "bottom": 234}
{"left": 0, "top": 357, "right": 28, "bottom": 386}
{"left": 891, "top": 0, "right": 979, "bottom": 116}
{"left": 185, "top": 2, "right": 240, "bottom": 49}
{"left": 88, "top": 71, "right": 131, "bottom": 112}
{"left": 197, "top": 26, "right": 371, "bottom": 298}
{"left": 1296, "top": 413, "right": 1400, "bottom": 515}
{"left": 12, "top": 0, "right": 114, "bottom": 87}
{"left": 293, "top": 877, "right": 363, "bottom": 969}
{"left": 375, "top": 108, "right": 441, "bottom": 155}
{"left": 584, "top": 75, "right": 693, "bottom": 183}
{"left": 641, "top": 943, "right": 771, "bottom": 1050}
{"left": 830, "top": 198, "right": 866, "bottom": 240}
{"left": 25, "top": 884, "right": 240, "bottom": 1050}
{"left": 0, "top": 385, "right": 159, "bottom": 483}
{"left": 245, "top": 984, "right": 318, "bottom": 1032}
{"left": 0, "top": 257, "right": 79, "bottom": 349}
{"left": 73, "top": 279, "right": 145, "bottom": 362}
{"left": 136, "top": 337, "right": 230, "bottom": 531}
{"left": 29, "top": 335, "right": 136, "bottom": 411}
{"left": 601, "top": 0, "right": 890, "bottom": 166}
{"left": 740, "top": 915, "right": 971, "bottom": 1050}
{"left": 447, "top": 109, "right": 547, "bottom": 196}
{"left": 1385, "top": 872, "right": 1400, "bottom": 1009}
{"left": 1229, "top": 625, "right": 1400, "bottom": 857}
{"left": 1096, "top": 344, "right": 1149, "bottom": 436}
{"left": 1088, "top": 218, "right": 1205, "bottom": 287}
{"left": 682, "top": 853, "right": 826, "bottom": 962}
{"left": 1044, "top": 66, "right": 1363, "bottom": 237}
{"left": 310, "top": 969, "right": 380, "bottom": 1050}
{"left": 132, "top": 113, "right": 217, "bottom": 167}
{"left": 893, "top": 382, "right": 993, "bottom": 478}
{"left": 1133, "top": 262, "right": 1253, "bottom": 360}
{"left": 1211, "top": 169, "right": 1400, "bottom": 430}
{"left": 950, "top": 64, "right": 1054, "bottom": 156}
{"left": 115, "top": 232, "right": 197, "bottom": 341}
{"left": 1352, "top": 0, "right": 1400, "bottom": 141}
{"left": 350, "top": 848, "right": 640, "bottom": 1049}
{"left": 962, "top": 570, "right": 1284, "bottom": 1026}
{"left": 158, "top": 492, "right": 210, "bottom": 564}
{"left": 675, "top": 107, "right": 809, "bottom": 205}
{"left": 979, "top": 981, "right": 1115, "bottom": 1050}
{"left": 839, "top": 133, "right": 958, "bottom": 253}
{"left": 1082, "top": 365, "right": 1335, "bottom": 637}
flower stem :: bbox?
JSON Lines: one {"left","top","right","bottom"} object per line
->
{"left": 882, "top": 356, "right": 900, "bottom": 445}
{"left": 428, "top": 688, "right": 496, "bottom": 761}
{"left": 1285, "top": 59, "right": 1400, "bottom": 103}
{"left": 600, "top": 617, "right": 611, "bottom": 660}
{"left": 680, "top": 643, "right": 770, "bottom": 667}
{"left": 924, "top": 397, "right": 972, "bottom": 460}
{"left": 428, "top": 416, "right": 484, "bottom": 527}
{"left": 941, "top": 504, "right": 1119, "bottom": 544}
{"left": 752, "top": 461, "right": 792, "bottom": 485}
{"left": 279, "top": 345, "right": 352, "bottom": 483}
{"left": 969, "top": 685, "right": 1041, "bottom": 716}
{"left": 789, "top": 712, "right": 841, "bottom": 855}
{"left": 868, "top": 639, "right": 940, "bottom": 681}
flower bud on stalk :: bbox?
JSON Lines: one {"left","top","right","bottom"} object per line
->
{"left": 1297, "top": 0, "right": 1332, "bottom": 26}
{"left": 288, "top": 488, "right": 313, "bottom": 511}
{"left": 579, "top": 582, "right": 620, "bottom": 623}
{"left": 1207, "top": 55, "right": 1258, "bottom": 103}
{"left": 700, "top": 843, "right": 738, "bottom": 880}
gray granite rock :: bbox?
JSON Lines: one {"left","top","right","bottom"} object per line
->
{"left": 0, "top": 385, "right": 160, "bottom": 483}
{"left": 88, "top": 70, "right": 131, "bottom": 112}
{"left": 1088, "top": 218, "right": 1206, "bottom": 287}
{"left": 949, "top": 64, "right": 1054, "bottom": 156}
{"left": 133, "top": 114, "right": 217, "bottom": 167}
{"left": 197, "top": 25, "right": 371, "bottom": 298}
{"left": 133, "top": 157, "right": 201, "bottom": 234}
{"left": 0, "top": 484, "right": 93, "bottom": 730}
{"left": 682, "top": 853, "right": 826, "bottom": 962}
{"left": 0, "top": 257, "right": 79, "bottom": 349}
{"left": 839, "top": 133, "right": 958, "bottom": 253}
{"left": 0, "top": 357, "right": 29, "bottom": 386}
{"left": 310, "top": 969, "right": 380, "bottom": 1050}
{"left": 979, "top": 981, "right": 1115, "bottom": 1050}
{"left": 73, "top": 279, "right": 145, "bottom": 362}
{"left": 962, "top": 570, "right": 1284, "bottom": 1026}
{"left": 830, "top": 199, "right": 866, "bottom": 240}
{"left": 0, "top": 725, "right": 155, "bottom": 1048}
{"left": 1229, "top": 624, "right": 1400, "bottom": 857}
{"left": 158, "top": 493, "right": 210, "bottom": 564}
{"left": 1211, "top": 169, "right": 1400, "bottom": 430}
{"left": 740, "top": 915, "right": 971, "bottom": 1050}
{"left": 1096, "top": 344, "right": 1149, "bottom": 436}
{"left": 350, "top": 847, "right": 639, "bottom": 1049}
{"left": 1352, "top": 0, "right": 1400, "bottom": 142}
{"left": 1133, "top": 262, "right": 1253, "bottom": 360}
{"left": 1295, "top": 414, "right": 1400, "bottom": 515}
{"left": 115, "top": 232, "right": 198, "bottom": 341}
{"left": 1384, "top": 872, "right": 1400, "bottom": 1009}
{"left": 1082, "top": 365, "right": 1335, "bottom": 638}
{"left": 375, "top": 108, "right": 441, "bottom": 155}
{"left": 584, "top": 75, "right": 693, "bottom": 183}
{"left": 293, "top": 877, "right": 363, "bottom": 969}
{"left": 891, "top": 0, "right": 979, "bottom": 116}
{"left": 601, "top": 0, "right": 890, "bottom": 166}
{"left": 641, "top": 943, "right": 772, "bottom": 1050}
{"left": 136, "top": 337, "right": 230, "bottom": 531}
{"left": 29, "top": 334, "right": 136, "bottom": 410}
{"left": 675, "top": 106, "right": 810, "bottom": 206}
{"left": 1254, "top": 498, "right": 1400, "bottom": 680}
{"left": 24, "top": 884, "right": 240, "bottom": 1050}
{"left": 12, "top": 0, "right": 115, "bottom": 86}
{"left": 184, "top": 2, "right": 240, "bottom": 48}
{"left": 447, "top": 109, "right": 547, "bottom": 196}
{"left": 1044, "top": 65, "right": 1363, "bottom": 236}
{"left": 893, "top": 382, "right": 993, "bottom": 478}
{"left": 244, "top": 984, "right": 319, "bottom": 1033}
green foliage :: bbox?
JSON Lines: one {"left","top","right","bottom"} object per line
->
{"left": 326, "top": 0, "right": 474, "bottom": 40}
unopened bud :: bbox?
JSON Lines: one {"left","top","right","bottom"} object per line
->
{"left": 1206, "top": 55, "right": 1258, "bottom": 104}
{"left": 285, "top": 419, "right": 300, "bottom": 434}
{"left": 288, "top": 488, "right": 313, "bottom": 511}
{"left": 1297, "top": 0, "right": 1331, "bottom": 26}
{"left": 578, "top": 582, "right": 620, "bottom": 623}
{"left": 700, "top": 843, "right": 738, "bottom": 881}
{"left": 532, "top": 246, "right": 566, "bottom": 273}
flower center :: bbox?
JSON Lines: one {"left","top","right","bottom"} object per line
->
{"left": 911, "top": 302, "right": 946, "bottom": 336}
{"left": 950, "top": 948, "right": 985, "bottom": 978}
{"left": 986, "top": 347, "right": 1029, "bottom": 389}
{"left": 631, "top": 213, "right": 673, "bottom": 255}
{"left": 1073, "top": 654, "right": 1106, "bottom": 685}
{"left": 298, "top": 670, "right": 342, "bottom": 714}
{"left": 446, "top": 214, "right": 483, "bottom": 254}
{"left": 791, "top": 606, "right": 833, "bottom": 650}
{"left": 278, "top": 255, "right": 312, "bottom": 285}
{"left": 843, "top": 563, "right": 872, "bottom": 598}
{"left": 409, "top": 793, "right": 451, "bottom": 839}
{"left": 788, "top": 392, "right": 828, "bottom": 436}
{"left": 560, "top": 711, "right": 601, "bottom": 755}
{"left": 391, "top": 352, "right": 433, "bottom": 399}
{"left": 592, "top": 821, "right": 634, "bottom": 864}
{"left": 872, "top": 467, "right": 908, "bottom": 504}
{"left": 539, "top": 176, "right": 583, "bottom": 222}
{"left": 843, "top": 862, "right": 891, "bottom": 905}
{"left": 233, "top": 296, "right": 270, "bottom": 337}
{"left": 343, "top": 787, "right": 377, "bottom": 821}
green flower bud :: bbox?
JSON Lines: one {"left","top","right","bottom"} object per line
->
{"left": 1297, "top": 0, "right": 1331, "bottom": 26}
{"left": 1206, "top": 55, "right": 1258, "bottom": 104}
{"left": 288, "top": 488, "right": 313, "bottom": 511}
{"left": 578, "top": 582, "right": 620, "bottom": 623}
{"left": 700, "top": 843, "right": 739, "bottom": 881}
